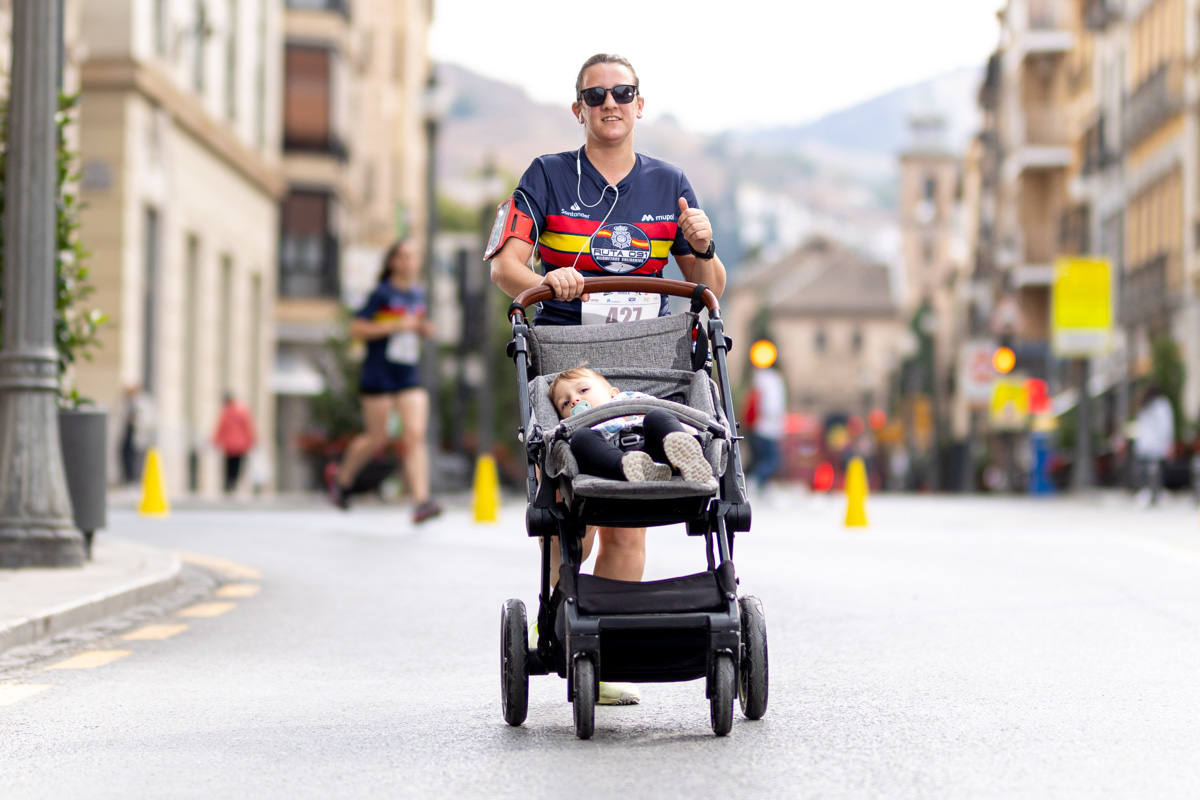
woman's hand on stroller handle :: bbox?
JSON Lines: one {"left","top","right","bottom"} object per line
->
{"left": 541, "top": 267, "right": 589, "bottom": 302}
{"left": 511, "top": 277, "right": 720, "bottom": 320}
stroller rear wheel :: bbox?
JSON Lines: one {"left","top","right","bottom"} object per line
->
{"left": 709, "top": 653, "right": 736, "bottom": 736}
{"left": 572, "top": 656, "right": 596, "bottom": 740}
{"left": 500, "top": 599, "right": 529, "bottom": 726}
{"left": 738, "top": 595, "right": 769, "bottom": 720}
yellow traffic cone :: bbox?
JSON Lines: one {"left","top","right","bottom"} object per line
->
{"left": 473, "top": 453, "right": 500, "bottom": 522}
{"left": 138, "top": 448, "right": 170, "bottom": 517}
{"left": 844, "top": 456, "right": 868, "bottom": 528}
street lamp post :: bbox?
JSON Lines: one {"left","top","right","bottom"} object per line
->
{"left": 421, "top": 70, "right": 447, "bottom": 473}
{"left": 0, "top": 0, "right": 84, "bottom": 567}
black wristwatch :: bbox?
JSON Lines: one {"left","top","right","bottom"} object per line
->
{"left": 693, "top": 240, "right": 715, "bottom": 260}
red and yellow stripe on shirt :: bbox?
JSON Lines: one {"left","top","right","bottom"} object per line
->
{"left": 537, "top": 215, "right": 677, "bottom": 275}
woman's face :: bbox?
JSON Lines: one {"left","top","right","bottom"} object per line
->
{"left": 573, "top": 62, "right": 642, "bottom": 144}
{"left": 388, "top": 242, "right": 418, "bottom": 281}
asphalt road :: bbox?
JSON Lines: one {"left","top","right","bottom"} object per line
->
{"left": 3, "top": 490, "right": 1200, "bottom": 798}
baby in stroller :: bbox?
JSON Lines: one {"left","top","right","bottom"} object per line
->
{"left": 550, "top": 366, "right": 714, "bottom": 484}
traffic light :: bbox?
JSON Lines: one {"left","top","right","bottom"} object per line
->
{"left": 749, "top": 339, "right": 778, "bottom": 369}
{"left": 992, "top": 345, "right": 1016, "bottom": 374}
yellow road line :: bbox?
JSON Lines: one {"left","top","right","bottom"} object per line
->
{"left": 0, "top": 684, "right": 52, "bottom": 706}
{"left": 45, "top": 650, "right": 132, "bottom": 670}
{"left": 176, "top": 552, "right": 262, "bottom": 581}
{"left": 121, "top": 623, "right": 189, "bottom": 641}
{"left": 216, "top": 583, "right": 261, "bottom": 599}
{"left": 176, "top": 602, "right": 236, "bottom": 618}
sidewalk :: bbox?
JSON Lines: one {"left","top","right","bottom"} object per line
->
{"left": 0, "top": 536, "right": 182, "bottom": 654}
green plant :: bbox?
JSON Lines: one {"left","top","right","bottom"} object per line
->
{"left": 0, "top": 92, "right": 107, "bottom": 406}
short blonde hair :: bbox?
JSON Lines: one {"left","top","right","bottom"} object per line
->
{"left": 548, "top": 366, "right": 610, "bottom": 406}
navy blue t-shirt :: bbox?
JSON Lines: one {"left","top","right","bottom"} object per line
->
{"left": 355, "top": 282, "right": 426, "bottom": 391}
{"left": 510, "top": 149, "right": 700, "bottom": 325}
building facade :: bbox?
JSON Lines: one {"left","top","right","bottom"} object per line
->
{"left": 274, "top": 0, "right": 434, "bottom": 492}
{"left": 74, "top": 0, "right": 285, "bottom": 496}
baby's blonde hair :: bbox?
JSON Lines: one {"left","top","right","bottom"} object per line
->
{"left": 548, "top": 365, "right": 611, "bottom": 406}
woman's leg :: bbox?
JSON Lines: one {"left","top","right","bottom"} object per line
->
{"left": 593, "top": 526, "right": 646, "bottom": 581}
{"left": 337, "top": 395, "right": 393, "bottom": 490}
{"left": 394, "top": 387, "right": 431, "bottom": 503}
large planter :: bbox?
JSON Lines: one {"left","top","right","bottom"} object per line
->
{"left": 58, "top": 406, "right": 108, "bottom": 559}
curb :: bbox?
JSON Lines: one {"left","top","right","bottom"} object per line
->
{"left": 0, "top": 550, "right": 184, "bottom": 654}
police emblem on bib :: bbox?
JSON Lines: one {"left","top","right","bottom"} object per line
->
{"left": 590, "top": 223, "right": 651, "bottom": 274}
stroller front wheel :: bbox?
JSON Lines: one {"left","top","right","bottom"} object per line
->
{"left": 738, "top": 595, "right": 769, "bottom": 720}
{"left": 572, "top": 656, "right": 596, "bottom": 740}
{"left": 709, "top": 653, "right": 736, "bottom": 736}
{"left": 500, "top": 599, "right": 529, "bottom": 726}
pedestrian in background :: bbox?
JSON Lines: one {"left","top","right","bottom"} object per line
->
{"left": 748, "top": 364, "right": 786, "bottom": 493}
{"left": 1133, "top": 382, "right": 1174, "bottom": 507}
{"left": 328, "top": 238, "right": 442, "bottom": 524}
{"left": 115, "top": 383, "right": 155, "bottom": 487}
{"left": 213, "top": 393, "right": 256, "bottom": 494}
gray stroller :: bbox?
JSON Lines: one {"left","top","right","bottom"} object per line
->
{"left": 499, "top": 276, "right": 768, "bottom": 738}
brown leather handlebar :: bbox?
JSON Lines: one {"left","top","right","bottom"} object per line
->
{"left": 511, "top": 277, "right": 720, "bottom": 319}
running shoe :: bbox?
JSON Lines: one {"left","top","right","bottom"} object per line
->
{"left": 598, "top": 681, "right": 641, "bottom": 705}
{"left": 412, "top": 498, "right": 443, "bottom": 524}
{"left": 662, "top": 432, "right": 713, "bottom": 482}
{"left": 620, "top": 451, "right": 672, "bottom": 482}
{"left": 324, "top": 463, "right": 350, "bottom": 510}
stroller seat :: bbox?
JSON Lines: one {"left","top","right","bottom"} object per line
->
{"left": 529, "top": 367, "right": 732, "bottom": 512}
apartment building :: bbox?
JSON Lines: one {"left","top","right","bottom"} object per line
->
{"left": 274, "top": 0, "right": 433, "bottom": 492}
{"left": 992, "top": 0, "right": 1076, "bottom": 385}
{"left": 897, "top": 115, "right": 970, "bottom": 483}
{"left": 72, "top": 0, "right": 284, "bottom": 496}
{"left": 725, "top": 237, "right": 905, "bottom": 421}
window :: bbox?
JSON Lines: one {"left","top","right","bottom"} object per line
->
{"left": 154, "top": 0, "right": 168, "bottom": 56}
{"left": 814, "top": 327, "right": 827, "bottom": 354}
{"left": 923, "top": 176, "right": 937, "bottom": 201}
{"left": 219, "top": 254, "right": 233, "bottom": 393}
{"left": 851, "top": 328, "right": 863, "bottom": 353}
{"left": 142, "top": 207, "right": 160, "bottom": 393}
{"left": 280, "top": 189, "right": 339, "bottom": 298}
{"left": 193, "top": 2, "right": 208, "bottom": 94}
{"left": 255, "top": 0, "right": 267, "bottom": 148}
{"left": 284, "top": 44, "right": 344, "bottom": 157}
{"left": 225, "top": 0, "right": 238, "bottom": 120}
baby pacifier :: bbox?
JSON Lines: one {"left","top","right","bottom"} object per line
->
{"left": 569, "top": 400, "right": 591, "bottom": 417}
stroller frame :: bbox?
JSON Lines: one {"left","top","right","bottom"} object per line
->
{"left": 500, "top": 277, "right": 767, "bottom": 738}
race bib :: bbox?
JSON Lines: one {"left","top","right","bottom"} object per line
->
{"left": 580, "top": 292, "right": 659, "bottom": 325}
{"left": 386, "top": 331, "right": 419, "bottom": 364}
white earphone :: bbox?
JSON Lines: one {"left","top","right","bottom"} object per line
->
{"left": 570, "top": 147, "right": 619, "bottom": 269}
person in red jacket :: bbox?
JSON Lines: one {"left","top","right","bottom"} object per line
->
{"left": 213, "top": 393, "right": 256, "bottom": 494}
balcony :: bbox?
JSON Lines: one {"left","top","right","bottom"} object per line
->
{"left": 280, "top": 234, "right": 340, "bottom": 299}
{"left": 285, "top": 0, "right": 351, "bottom": 17}
{"left": 1120, "top": 254, "right": 1168, "bottom": 326}
{"left": 1122, "top": 60, "right": 1184, "bottom": 150}
{"left": 1084, "top": 0, "right": 1118, "bottom": 31}
{"left": 1004, "top": 106, "right": 1071, "bottom": 179}
{"left": 282, "top": 133, "right": 349, "bottom": 161}
{"left": 1012, "top": 0, "right": 1073, "bottom": 57}
{"left": 1080, "top": 112, "right": 1117, "bottom": 176}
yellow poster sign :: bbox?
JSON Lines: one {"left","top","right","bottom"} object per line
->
{"left": 990, "top": 378, "right": 1029, "bottom": 431}
{"left": 1052, "top": 257, "right": 1112, "bottom": 357}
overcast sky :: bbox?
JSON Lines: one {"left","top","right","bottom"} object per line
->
{"left": 429, "top": 1, "right": 1004, "bottom": 134}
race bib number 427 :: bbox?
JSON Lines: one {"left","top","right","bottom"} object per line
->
{"left": 580, "top": 292, "right": 659, "bottom": 325}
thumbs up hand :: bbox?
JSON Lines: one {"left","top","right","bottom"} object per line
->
{"left": 677, "top": 197, "right": 712, "bottom": 256}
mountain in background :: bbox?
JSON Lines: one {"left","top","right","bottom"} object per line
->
{"left": 434, "top": 62, "right": 984, "bottom": 269}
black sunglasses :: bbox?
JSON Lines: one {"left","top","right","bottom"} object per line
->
{"left": 578, "top": 84, "right": 638, "bottom": 107}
